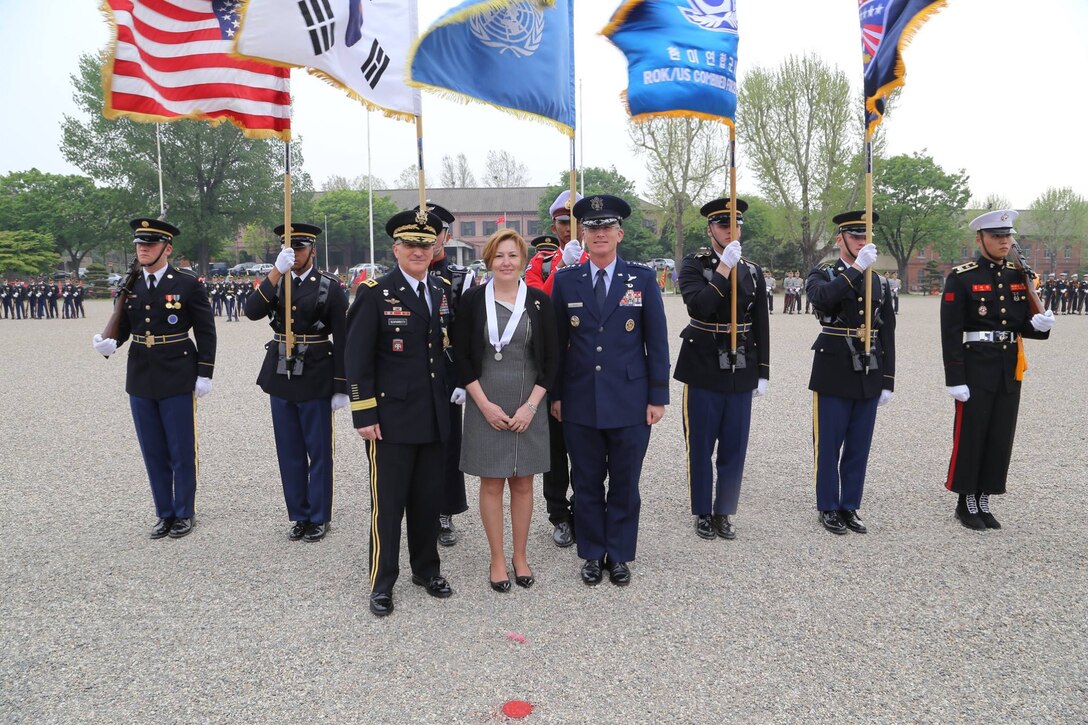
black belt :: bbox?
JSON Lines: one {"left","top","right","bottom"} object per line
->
{"left": 132, "top": 333, "right": 189, "bottom": 348}
{"left": 272, "top": 333, "right": 329, "bottom": 344}
{"left": 688, "top": 319, "right": 751, "bottom": 334}
{"left": 820, "top": 326, "right": 879, "bottom": 340}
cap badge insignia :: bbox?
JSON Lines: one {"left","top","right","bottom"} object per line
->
{"left": 590, "top": 196, "right": 604, "bottom": 211}
{"left": 414, "top": 209, "right": 429, "bottom": 226}
{"left": 141, "top": 220, "right": 149, "bottom": 228}
{"left": 1000, "top": 212, "right": 1009, "bottom": 221}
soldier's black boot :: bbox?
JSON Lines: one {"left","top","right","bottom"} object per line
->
{"left": 977, "top": 493, "right": 1001, "bottom": 529}
{"left": 955, "top": 494, "right": 986, "bottom": 530}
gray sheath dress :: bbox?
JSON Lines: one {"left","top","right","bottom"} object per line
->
{"left": 460, "top": 301, "right": 550, "bottom": 478}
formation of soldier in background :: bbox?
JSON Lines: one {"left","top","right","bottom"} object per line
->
{"left": 1043, "top": 272, "right": 1088, "bottom": 314}
{"left": 1, "top": 278, "right": 85, "bottom": 320}
{"left": 207, "top": 276, "right": 255, "bottom": 321}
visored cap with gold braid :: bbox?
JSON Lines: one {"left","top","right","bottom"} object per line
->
{"left": 833, "top": 210, "right": 879, "bottom": 236}
{"left": 386, "top": 209, "right": 441, "bottom": 245}
{"left": 274, "top": 222, "right": 321, "bottom": 247}
{"left": 130, "top": 218, "right": 180, "bottom": 243}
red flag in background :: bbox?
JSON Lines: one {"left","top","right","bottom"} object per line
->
{"left": 496, "top": 215, "right": 507, "bottom": 224}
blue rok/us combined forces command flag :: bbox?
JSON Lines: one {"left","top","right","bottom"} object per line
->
{"left": 860, "top": 0, "right": 946, "bottom": 133}
{"left": 409, "top": 0, "right": 575, "bottom": 136}
{"left": 603, "top": 0, "right": 739, "bottom": 124}
{"left": 234, "top": 0, "right": 421, "bottom": 119}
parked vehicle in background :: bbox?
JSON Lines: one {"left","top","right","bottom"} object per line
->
{"left": 646, "top": 258, "right": 675, "bottom": 271}
{"left": 228, "top": 262, "right": 259, "bottom": 276}
{"left": 208, "top": 262, "right": 229, "bottom": 276}
{"left": 253, "top": 263, "right": 274, "bottom": 276}
{"left": 107, "top": 273, "right": 123, "bottom": 286}
{"left": 347, "top": 263, "right": 386, "bottom": 281}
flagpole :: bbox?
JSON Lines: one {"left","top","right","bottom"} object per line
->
{"left": 155, "top": 125, "right": 165, "bottom": 218}
{"left": 578, "top": 77, "right": 584, "bottom": 197}
{"left": 728, "top": 124, "right": 738, "bottom": 371}
{"left": 283, "top": 140, "right": 294, "bottom": 377}
{"left": 367, "top": 109, "right": 375, "bottom": 267}
{"left": 863, "top": 129, "right": 874, "bottom": 372}
{"left": 415, "top": 114, "right": 427, "bottom": 213}
{"left": 324, "top": 213, "right": 330, "bottom": 270}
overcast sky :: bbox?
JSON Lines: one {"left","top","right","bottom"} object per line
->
{"left": 1, "top": 0, "right": 1085, "bottom": 209}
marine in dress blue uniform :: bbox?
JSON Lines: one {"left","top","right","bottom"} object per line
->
{"left": 245, "top": 223, "right": 349, "bottom": 542}
{"left": 91, "top": 218, "right": 216, "bottom": 539}
{"left": 941, "top": 210, "right": 1054, "bottom": 529}
{"left": 674, "top": 198, "right": 770, "bottom": 540}
{"left": 806, "top": 211, "right": 895, "bottom": 535}
{"left": 346, "top": 209, "right": 454, "bottom": 617}
{"left": 550, "top": 194, "right": 670, "bottom": 586}
{"left": 416, "top": 201, "right": 474, "bottom": 547}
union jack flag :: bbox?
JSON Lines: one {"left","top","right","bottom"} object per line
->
{"left": 104, "top": 0, "right": 292, "bottom": 140}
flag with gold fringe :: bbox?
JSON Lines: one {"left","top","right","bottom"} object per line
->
{"left": 234, "top": 0, "right": 420, "bottom": 120}
{"left": 861, "top": 0, "right": 946, "bottom": 133}
{"left": 603, "top": 0, "right": 739, "bottom": 125}
{"left": 408, "top": 0, "right": 575, "bottom": 137}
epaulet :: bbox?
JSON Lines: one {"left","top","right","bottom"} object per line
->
{"left": 436, "top": 275, "right": 451, "bottom": 286}
{"left": 555, "top": 264, "right": 580, "bottom": 274}
{"left": 446, "top": 263, "right": 470, "bottom": 273}
{"left": 362, "top": 278, "right": 379, "bottom": 288}
{"left": 694, "top": 247, "right": 714, "bottom": 259}
{"left": 817, "top": 262, "right": 835, "bottom": 271}
{"left": 1004, "top": 260, "right": 1017, "bottom": 269}
{"left": 953, "top": 261, "right": 978, "bottom": 274}
{"left": 626, "top": 261, "right": 653, "bottom": 270}
{"left": 177, "top": 267, "right": 197, "bottom": 278}
{"left": 319, "top": 270, "right": 341, "bottom": 285}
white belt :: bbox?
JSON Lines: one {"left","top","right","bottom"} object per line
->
{"left": 964, "top": 331, "right": 1018, "bottom": 343}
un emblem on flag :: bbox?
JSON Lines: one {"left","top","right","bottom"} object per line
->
{"left": 678, "top": 0, "right": 738, "bottom": 34}
{"left": 468, "top": 2, "right": 545, "bottom": 58}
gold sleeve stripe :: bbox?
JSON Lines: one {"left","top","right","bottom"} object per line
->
{"left": 709, "top": 281, "right": 724, "bottom": 297}
{"left": 257, "top": 285, "right": 270, "bottom": 303}
{"left": 351, "top": 398, "right": 377, "bottom": 411}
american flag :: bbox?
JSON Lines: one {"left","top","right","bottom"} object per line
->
{"left": 104, "top": 0, "right": 292, "bottom": 140}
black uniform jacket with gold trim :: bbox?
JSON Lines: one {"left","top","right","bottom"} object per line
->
{"left": 345, "top": 268, "right": 450, "bottom": 444}
{"left": 805, "top": 259, "right": 895, "bottom": 400}
{"left": 673, "top": 249, "right": 770, "bottom": 393}
{"left": 244, "top": 268, "right": 348, "bottom": 401}
{"left": 940, "top": 254, "right": 1049, "bottom": 393}
{"left": 116, "top": 266, "right": 216, "bottom": 400}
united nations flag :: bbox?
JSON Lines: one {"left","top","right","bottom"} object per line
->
{"left": 603, "top": 0, "right": 739, "bottom": 124}
{"left": 408, "top": 0, "right": 575, "bottom": 136}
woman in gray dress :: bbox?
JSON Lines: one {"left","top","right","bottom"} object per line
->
{"left": 454, "top": 230, "right": 558, "bottom": 592}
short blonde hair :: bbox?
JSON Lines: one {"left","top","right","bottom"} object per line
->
{"left": 482, "top": 228, "right": 528, "bottom": 269}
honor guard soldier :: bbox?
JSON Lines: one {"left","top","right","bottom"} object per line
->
{"left": 223, "top": 276, "right": 238, "bottom": 321}
{"left": 91, "top": 218, "right": 216, "bottom": 539}
{"left": 550, "top": 194, "right": 670, "bottom": 586}
{"left": 674, "top": 198, "right": 770, "bottom": 540}
{"left": 806, "top": 211, "right": 895, "bottom": 535}
{"left": 941, "top": 210, "right": 1054, "bottom": 529}
{"left": 1, "top": 280, "right": 11, "bottom": 319}
{"left": 46, "top": 281, "right": 58, "bottom": 319}
{"left": 62, "top": 279, "right": 75, "bottom": 319}
{"left": 10, "top": 281, "right": 23, "bottom": 319}
{"left": 346, "top": 209, "right": 454, "bottom": 617}
{"left": 74, "top": 280, "right": 86, "bottom": 318}
{"left": 525, "top": 189, "right": 585, "bottom": 547}
{"left": 415, "top": 201, "right": 474, "bottom": 547}
{"left": 245, "top": 223, "right": 349, "bottom": 542}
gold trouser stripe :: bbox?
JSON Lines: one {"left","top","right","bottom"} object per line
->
{"left": 368, "top": 440, "right": 380, "bottom": 591}
{"left": 683, "top": 384, "right": 693, "bottom": 511}
{"left": 811, "top": 392, "right": 819, "bottom": 492}
{"left": 352, "top": 398, "right": 377, "bottom": 412}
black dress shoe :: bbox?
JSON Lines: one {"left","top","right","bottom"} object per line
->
{"left": 411, "top": 574, "right": 453, "bottom": 598}
{"left": 512, "top": 559, "right": 534, "bottom": 589}
{"left": 151, "top": 517, "right": 175, "bottom": 539}
{"left": 552, "top": 521, "right": 574, "bottom": 548}
{"left": 605, "top": 559, "right": 631, "bottom": 586}
{"left": 819, "top": 511, "right": 847, "bottom": 535}
{"left": 712, "top": 514, "right": 736, "bottom": 540}
{"left": 955, "top": 497, "right": 986, "bottom": 530}
{"left": 840, "top": 510, "right": 867, "bottom": 534}
{"left": 369, "top": 592, "right": 394, "bottom": 617}
{"left": 303, "top": 522, "right": 328, "bottom": 542}
{"left": 168, "top": 517, "right": 193, "bottom": 538}
{"left": 978, "top": 494, "right": 1001, "bottom": 529}
{"left": 580, "top": 559, "right": 603, "bottom": 586}
{"left": 288, "top": 521, "right": 308, "bottom": 541}
{"left": 694, "top": 515, "right": 715, "bottom": 540}
{"left": 438, "top": 514, "right": 457, "bottom": 547}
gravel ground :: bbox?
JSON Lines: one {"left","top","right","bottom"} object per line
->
{"left": 1, "top": 295, "right": 1085, "bottom": 724}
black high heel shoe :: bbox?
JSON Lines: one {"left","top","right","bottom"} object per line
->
{"left": 490, "top": 565, "right": 511, "bottom": 593}
{"left": 511, "top": 558, "right": 534, "bottom": 589}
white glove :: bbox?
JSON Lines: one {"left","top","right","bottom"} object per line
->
{"left": 854, "top": 243, "right": 878, "bottom": 270}
{"left": 450, "top": 387, "right": 466, "bottom": 405}
{"left": 877, "top": 390, "right": 894, "bottom": 407}
{"left": 754, "top": 378, "right": 768, "bottom": 398}
{"left": 274, "top": 247, "right": 296, "bottom": 274}
{"left": 331, "top": 393, "right": 349, "bottom": 411}
{"left": 194, "top": 376, "right": 213, "bottom": 398}
{"left": 561, "top": 241, "right": 583, "bottom": 266}
{"left": 92, "top": 334, "right": 117, "bottom": 356}
{"left": 1030, "top": 309, "right": 1055, "bottom": 332}
{"left": 947, "top": 385, "right": 970, "bottom": 403}
{"left": 720, "top": 241, "right": 742, "bottom": 269}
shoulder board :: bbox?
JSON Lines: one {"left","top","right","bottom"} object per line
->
{"left": 363, "top": 278, "right": 379, "bottom": 288}
{"left": 555, "top": 264, "right": 580, "bottom": 274}
{"left": 817, "top": 262, "right": 834, "bottom": 271}
{"left": 319, "top": 271, "right": 342, "bottom": 284}
{"left": 626, "top": 261, "right": 653, "bottom": 270}
{"left": 177, "top": 268, "right": 197, "bottom": 278}
{"left": 1004, "top": 261, "right": 1017, "bottom": 269}
{"left": 694, "top": 247, "right": 714, "bottom": 259}
{"left": 446, "top": 263, "right": 470, "bottom": 273}
{"left": 953, "top": 261, "right": 978, "bottom": 274}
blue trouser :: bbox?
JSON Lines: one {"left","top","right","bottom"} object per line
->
{"left": 130, "top": 392, "right": 198, "bottom": 519}
{"left": 565, "top": 421, "right": 652, "bottom": 563}
{"left": 683, "top": 384, "right": 753, "bottom": 516}
{"left": 812, "top": 392, "right": 879, "bottom": 512}
{"left": 270, "top": 395, "right": 334, "bottom": 523}
{"left": 225, "top": 298, "right": 236, "bottom": 320}
{"left": 63, "top": 299, "right": 74, "bottom": 318}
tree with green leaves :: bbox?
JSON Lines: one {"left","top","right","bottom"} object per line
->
{"left": 1025, "top": 187, "right": 1088, "bottom": 274}
{"left": 737, "top": 54, "right": 878, "bottom": 270}
{"left": 628, "top": 117, "right": 727, "bottom": 266}
{"left": 0, "top": 231, "right": 58, "bottom": 277}
{"left": 537, "top": 167, "right": 661, "bottom": 261}
{"left": 61, "top": 52, "right": 313, "bottom": 273}
{"left": 873, "top": 152, "right": 972, "bottom": 279}
{"left": 312, "top": 190, "right": 400, "bottom": 267}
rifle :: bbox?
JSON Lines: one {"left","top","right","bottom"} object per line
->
{"left": 1008, "top": 240, "right": 1045, "bottom": 316}
{"left": 101, "top": 255, "right": 142, "bottom": 342}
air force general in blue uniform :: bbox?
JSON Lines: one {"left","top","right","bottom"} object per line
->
{"left": 550, "top": 195, "right": 670, "bottom": 587}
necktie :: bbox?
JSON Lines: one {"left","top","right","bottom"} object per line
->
{"left": 417, "top": 282, "right": 430, "bottom": 317}
{"left": 147, "top": 275, "right": 156, "bottom": 294}
{"left": 594, "top": 268, "right": 606, "bottom": 309}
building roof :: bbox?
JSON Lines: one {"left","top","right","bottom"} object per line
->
{"left": 374, "top": 187, "right": 550, "bottom": 215}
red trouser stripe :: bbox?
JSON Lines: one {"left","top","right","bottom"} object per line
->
{"left": 945, "top": 400, "right": 963, "bottom": 490}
